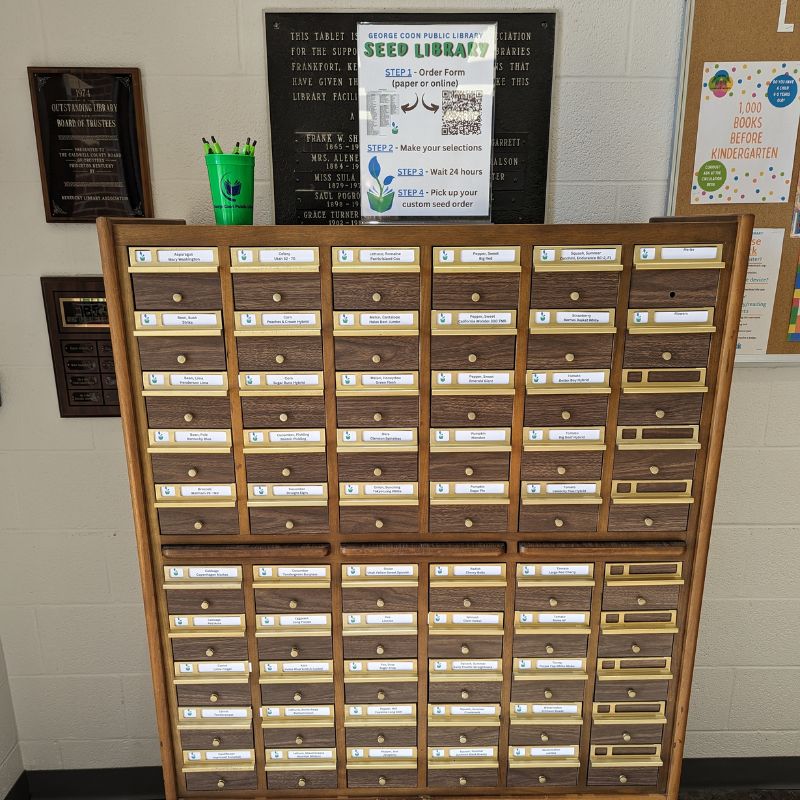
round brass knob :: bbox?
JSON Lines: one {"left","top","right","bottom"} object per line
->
{"left": 285, "top": 520, "right": 294, "bottom": 530}
{"left": 549, "top": 597, "right": 558, "bottom": 607}
{"left": 372, "top": 292, "right": 382, "bottom": 302}
{"left": 275, "top": 354, "right": 285, "bottom": 364}
{"left": 464, "top": 518, "right": 473, "bottom": 528}
{"left": 465, "top": 466, "right": 474, "bottom": 476}
{"left": 468, "top": 353, "right": 478, "bottom": 363}
{"left": 631, "top": 643, "right": 641, "bottom": 654}
{"left": 183, "top": 412, "right": 194, "bottom": 422}
{"left": 296, "top": 735, "right": 304, "bottom": 745}
{"left": 570, "top": 291, "right": 580, "bottom": 301}
{"left": 637, "top": 596, "right": 647, "bottom": 606}
{"left": 540, "top": 733, "right": 549, "bottom": 742}
{"left": 544, "top": 689, "right": 553, "bottom": 699}
{"left": 290, "top": 647, "right": 299, "bottom": 658}
{"left": 463, "top": 598, "right": 472, "bottom": 608}
{"left": 655, "top": 409, "right": 665, "bottom": 419}
{"left": 461, "top": 690, "right": 469, "bottom": 700}
{"left": 375, "top": 519, "right": 384, "bottom": 529}
{"left": 187, "top": 467, "right": 198, "bottom": 478}
{"left": 538, "top": 775, "right": 547, "bottom": 784}
{"left": 172, "top": 293, "right": 183, "bottom": 303}
{"left": 565, "top": 352, "right": 575, "bottom": 362}
{"left": 371, "top": 354, "right": 381, "bottom": 364}
{"left": 297, "top": 778, "right": 306, "bottom": 788}
{"left": 650, "top": 465, "right": 660, "bottom": 475}
{"left": 212, "top": 737, "right": 221, "bottom": 747}
{"left": 662, "top": 351, "right": 672, "bottom": 361}
{"left": 209, "top": 693, "right": 219, "bottom": 703}
{"left": 554, "top": 518, "right": 564, "bottom": 528}
{"left": 561, "top": 410, "right": 571, "bottom": 420}
{"left": 459, "top": 735, "right": 467, "bottom": 744}
{"left": 200, "top": 600, "right": 210, "bottom": 610}
{"left": 471, "top": 292, "right": 481, "bottom": 302}
{"left": 205, "top": 648, "right": 214, "bottom": 657}
{"left": 377, "top": 734, "right": 385, "bottom": 744}
{"left": 459, "top": 777, "right": 467, "bottom": 786}
{"left": 557, "top": 466, "right": 566, "bottom": 475}
{"left": 545, "top": 644, "right": 554, "bottom": 654}
{"left": 376, "top": 598, "right": 385, "bottom": 608}
{"left": 467, "top": 411, "right": 477, "bottom": 421}
{"left": 193, "top": 520, "right": 204, "bottom": 530}
{"left": 176, "top": 354, "right": 187, "bottom": 364}
{"left": 378, "top": 776, "right": 387, "bottom": 786}
{"left": 293, "top": 691, "right": 302, "bottom": 701}
{"left": 279, "top": 412, "right": 289, "bottom": 422}
{"left": 272, "top": 292, "right": 282, "bottom": 302}
{"left": 216, "top": 779, "right": 225, "bottom": 789}
{"left": 289, "top": 599, "right": 298, "bottom": 609}
{"left": 644, "top": 517, "right": 654, "bottom": 527}
{"left": 373, "top": 412, "right": 383, "bottom": 422}
{"left": 376, "top": 645, "right": 385, "bottom": 655}
{"left": 377, "top": 690, "right": 386, "bottom": 700}
{"left": 619, "top": 775, "right": 628, "bottom": 784}
{"left": 627, "top": 688, "right": 637, "bottom": 698}
{"left": 622, "top": 732, "right": 632, "bottom": 742}
{"left": 282, "top": 467, "right": 291, "bottom": 477}
{"left": 461, "top": 645, "right": 470, "bottom": 655}
{"left": 373, "top": 467, "right": 383, "bottom": 477}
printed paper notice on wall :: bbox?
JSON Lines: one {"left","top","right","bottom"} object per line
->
{"left": 788, "top": 262, "right": 800, "bottom": 341}
{"left": 691, "top": 61, "right": 800, "bottom": 204}
{"left": 357, "top": 22, "right": 497, "bottom": 220}
{"left": 737, "top": 229, "right": 782, "bottom": 356}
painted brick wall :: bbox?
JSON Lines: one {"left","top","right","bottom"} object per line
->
{"left": 0, "top": 0, "right": 797, "bottom": 771}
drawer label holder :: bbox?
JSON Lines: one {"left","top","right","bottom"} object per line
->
{"left": 534, "top": 245, "right": 623, "bottom": 272}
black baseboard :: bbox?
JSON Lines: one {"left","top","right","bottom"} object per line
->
{"left": 4, "top": 758, "right": 799, "bottom": 799}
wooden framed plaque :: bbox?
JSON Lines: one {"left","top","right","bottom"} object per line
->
{"left": 28, "top": 67, "right": 153, "bottom": 222}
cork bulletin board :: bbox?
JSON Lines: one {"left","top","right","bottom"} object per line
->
{"left": 671, "top": 0, "right": 800, "bottom": 355}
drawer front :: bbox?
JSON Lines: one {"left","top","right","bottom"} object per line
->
{"left": 131, "top": 274, "right": 221, "bottom": 310}
{"left": 137, "top": 336, "right": 226, "bottom": 371}
{"left": 429, "top": 504, "right": 508, "bottom": 534}
{"left": 342, "top": 635, "right": 418, "bottom": 659}
{"left": 612, "top": 449, "right": 697, "bottom": 480}
{"left": 260, "top": 682, "right": 335, "bottom": 705}
{"left": 158, "top": 507, "right": 239, "bottom": 536}
{"left": 334, "top": 336, "right": 419, "bottom": 370}
{"left": 146, "top": 397, "right": 231, "bottom": 429}
{"left": 508, "top": 724, "right": 581, "bottom": 746}
{"left": 521, "top": 450, "right": 604, "bottom": 480}
{"left": 341, "top": 586, "right": 418, "bottom": 612}
{"left": 150, "top": 453, "right": 235, "bottom": 483}
{"left": 256, "top": 637, "right": 333, "bottom": 661}
{"left": 593, "top": 681, "right": 670, "bottom": 702}
{"left": 179, "top": 729, "right": 254, "bottom": 749}
{"left": 533, "top": 271, "right": 620, "bottom": 308}
{"left": 427, "top": 636, "right": 503, "bottom": 659}
{"left": 524, "top": 393, "right": 609, "bottom": 426}
{"left": 510, "top": 680, "right": 585, "bottom": 703}
{"left": 185, "top": 771, "right": 257, "bottom": 792}
{"left": 429, "top": 586, "right": 506, "bottom": 612}
{"left": 250, "top": 506, "right": 329, "bottom": 535}
{"left": 433, "top": 274, "right": 520, "bottom": 308}
{"left": 429, "top": 452, "right": 509, "bottom": 482}
{"left": 345, "top": 681, "right": 418, "bottom": 703}
{"left": 171, "top": 637, "right": 248, "bottom": 661}
{"left": 267, "top": 770, "right": 337, "bottom": 790}
{"left": 338, "top": 452, "right": 418, "bottom": 482}
{"left": 166, "top": 589, "right": 244, "bottom": 615}
{"left": 336, "top": 397, "right": 419, "bottom": 428}
{"left": 340, "top": 506, "right": 419, "bottom": 534}
{"left": 602, "top": 584, "right": 681, "bottom": 611}
{"left": 241, "top": 396, "right": 325, "bottom": 428}
{"left": 333, "top": 274, "right": 420, "bottom": 310}
{"left": 512, "top": 634, "right": 588, "bottom": 658}
{"left": 427, "top": 768, "right": 498, "bottom": 788}
{"left": 590, "top": 723, "right": 665, "bottom": 744}
{"left": 518, "top": 505, "right": 599, "bottom": 533}
{"left": 430, "top": 334, "right": 516, "bottom": 370}
{"left": 245, "top": 453, "right": 328, "bottom": 483}
{"left": 430, "top": 395, "right": 513, "bottom": 427}
{"left": 527, "top": 334, "right": 614, "bottom": 369}
{"left": 617, "top": 392, "right": 704, "bottom": 425}
{"left": 623, "top": 334, "right": 711, "bottom": 369}
{"left": 507, "top": 767, "right": 578, "bottom": 787}
{"left": 254, "top": 588, "right": 332, "bottom": 614}
{"left": 629, "top": 268, "right": 719, "bottom": 307}
{"left": 427, "top": 727, "right": 499, "bottom": 747}
{"left": 515, "top": 586, "right": 593, "bottom": 611}
{"left": 597, "top": 633, "right": 674, "bottom": 658}
{"left": 263, "top": 727, "right": 336, "bottom": 748}
{"left": 588, "top": 766, "right": 660, "bottom": 786}
{"left": 607, "top": 504, "right": 690, "bottom": 533}
{"left": 347, "top": 768, "right": 417, "bottom": 789}
{"left": 428, "top": 680, "right": 502, "bottom": 704}
{"left": 236, "top": 336, "right": 323, "bottom": 371}
{"left": 233, "top": 274, "right": 320, "bottom": 310}
{"left": 345, "top": 726, "right": 417, "bottom": 747}
{"left": 175, "top": 683, "right": 251, "bottom": 706}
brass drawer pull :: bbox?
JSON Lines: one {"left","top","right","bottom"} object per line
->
{"left": 637, "top": 596, "right": 647, "bottom": 606}
{"left": 622, "top": 732, "right": 632, "bottom": 742}
{"left": 373, "top": 412, "right": 383, "bottom": 422}
{"left": 205, "top": 647, "right": 214, "bottom": 657}
{"left": 650, "top": 465, "right": 660, "bottom": 474}
{"left": 209, "top": 693, "right": 219, "bottom": 703}
{"left": 460, "top": 689, "right": 469, "bottom": 699}
{"left": 183, "top": 412, "right": 194, "bottom": 422}
{"left": 464, "top": 466, "right": 474, "bottom": 476}
{"left": 627, "top": 688, "right": 637, "bottom": 698}
{"left": 561, "top": 410, "right": 571, "bottom": 420}
{"left": 211, "top": 737, "right": 221, "bottom": 747}
{"left": 461, "top": 644, "right": 470, "bottom": 655}
{"left": 275, "top": 354, "right": 285, "bottom": 364}
{"left": 282, "top": 467, "right": 292, "bottom": 477}
{"left": 376, "top": 644, "right": 385, "bottom": 655}
{"left": 200, "top": 600, "right": 210, "bottom": 610}
{"left": 372, "top": 292, "right": 382, "bottom": 302}
{"left": 371, "top": 354, "right": 381, "bottom": 364}
{"left": 564, "top": 352, "right": 575, "bottom": 362}
{"left": 293, "top": 691, "right": 302, "bottom": 701}
{"left": 554, "top": 518, "right": 564, "bottom": 528}
{"left": 279, "top": 412, "right": 289, "bottom": 422}
{"left": 467, "top": 411, "right": 477, "bottom": 421}
{"left": 538, "top": 775, "right": 547, "bottom": 784}
{"left": 373, "top": 467, "right": 383, "bottom": 477}
{"left": 377, "top": 734, "right": 385, "bottom": 744}
{"left": 172, "top": 293, "right": 183, "bottom": 303}
{"left": 557, "top": 466, "right": 566, "bottom": 475}
{"left": 296, "top": 735, "right": 304, "bottom": 745}
{"left": 471, "top": 292, "right": 481, "bottom": 302}
{"left": 540, "top": 733, "right": 549, "bottom": 742}
{"left": 290, "top": 646, "right": 299, "bottom": 657}
{"left": 544, "top": 689, "right": 553, "bottom": 699}
{"left": 459, "top": 777, "right": 467, "bottom": 786}
{"left": 655, "top": 408, "right": 665, "bottom": 418}
{"left": 468, "top": 353, "right": 478, "bottom": 363}
{"left": 377, "top": 690, "right": 386, "bottom": 700}
{"left": 187, "top": 467, "right": 198, "bottom": 478}
{"left": 464, "top": 518, "right": 474, "bottom": 528}
{"left": 662, "top": 351, "right": 672, "bottom": 361}
{"left": 545, "top": 643, "right": 555, "bottom": 654}
{"left": 463, "top": 598, "right": 472, "bottom": 608}
{"left": 549, "top": 597, "right": 558, "bottom": 607}
{"left": 289, "top": 599, "right": 298, "bottom": 609}
{"left": 176, "top": 354, "right": 187, "bottom": 364}
{"left": 297, "top": 777, "right": 306, "bottom": 788}
{"left": 378, "top": 776, "right": 387, "bottom": 786}
{"left": 375, "top": 519, "right": 384, "bottom": 529}
{"left": 619, "top": 774, "right": 628, "bottom": 784}
{"left": 285, "top": 520, "right": 294, "bottom": 529}
{"left": 459, "top": 734, "right": 467, "bottom": 744}
{"left": 644, "top": 517, "right": 654, "bottom": 527}
{"left": 193, "top": 520, "right": 204, "bottom": 530}
{"left": 216, "top": 779, "right": 225, "bottom": 789}
{"left": 570, "top": 291, "right": 580, "bottom": 301}
{"left": 631, "top": 643, "right": 641, "bottom": 654}
{"left": 376, "top": 598, "right": 385, "bottom": 608}
{"left": 272, "top": 292, "right": 282, "bottom": 302}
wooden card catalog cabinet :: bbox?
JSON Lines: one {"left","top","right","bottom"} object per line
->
{"left": 99, "top": 216, "right": 751, "bottom": 800}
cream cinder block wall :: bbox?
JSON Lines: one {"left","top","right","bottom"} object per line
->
{"left": 0, "top": 0, "right": 798, "bottom": 772}
{"left": 0, "top": 644, "right": 22, "bottom": 796}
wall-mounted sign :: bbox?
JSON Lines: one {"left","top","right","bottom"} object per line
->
{"left": 28, "top": 67, "right": 153, "bottom": 222}
{"left": 357, "top": 22, "right": 496, "bottom": 221}
{"left": 737, "top": 228, "right": 782, "bottom": 356}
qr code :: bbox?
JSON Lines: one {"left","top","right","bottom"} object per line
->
{"left": 441, "top": 90, "right": 483, "bottom": 136}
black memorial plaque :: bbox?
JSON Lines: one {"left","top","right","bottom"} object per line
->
{"left": 265, "top": 13, "right": 554, "bottom": 224}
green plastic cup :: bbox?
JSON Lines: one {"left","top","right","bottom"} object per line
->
{"left": 205, "top": 153, "right": 254, "bottom": 225}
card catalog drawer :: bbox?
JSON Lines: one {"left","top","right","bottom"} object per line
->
{"left": 172, "top": 638, "right": 248, "bottom": 662}
{"left": 340, "top": 506, "right": 419, "bottom": 534}
{"left": 250, "top": 506, "right": 329, "bottom": 535}
{"left": 138, "top": 337, "right": 226, "bottom": 371}
{"left": 433, "top": 274, "right": 520, "bottom": 309}
{"left": 430, "top": 395, "right": 513, "bottom": 427}
{"left": 175, "top": 683, "right": 251, "bottom": 706}
{"left": 233, "top": 274, "right": 320, "bottom": 310}
{"left": 338, "top": 452, "right": 418, "bottom": 481}
{"left": 521, "top": 450, "right": 603, "bottom": 481}
{"left": 429, "top": 452, "right": 509, "bottom": 481}
{"left": 430, "top": 335, "right": 516, "bottom": 370}
{"left": 602, "top": 585, "right": 680, "bottom": 611}
{"left": 240, "top": 396, "right": 325, "bottom": 428}
{"left": 245, "top": 453, "right": 327, "bottom": 483}
{"left": 533, "top": 272, "right": 620, "bottom": 308}
{"left": 146, "top": 397, "right": 231, "bottom": 429}
{"left": 593, "top": 681, "right": 670, "bottom": 702}
{"left": 515, "top": 586, "right": 593, "bottom": 611}
{"left": 254, "top": 589, "right": 332, "bottom": 614}
{"left": 236, "top": 336, "right": 323, "bottom": 371}
{"left": 513, "top": 634, "right": 588, "bottom": 659}
{"left": 427, "top": 767, "right": 498, "bottom": 788}
{"left": 428, "top": 727, "right": 499, "bottom": 747}
{"left": 261, "top": 684, "right": 335, "bottom": 706}
{"left": 598, "top": 633, "right": 674, "bottom": 658}
{"left": 629, "top": 268, "right": 719, "bottom": 307}
{"left": 346, "top": 768, "right": 417, "bottom": 789}
{"left": 256, "top": 638, "right": 332, "bottom": 661}
{"left": 266, "top": 770, "right": 338, "bottom": 790}
{"left": 184, "top": 771, "right": 257, "bottom": 792}
{"left": 345, "top": 727, "right": 417, "bottom": 747}
{"left": 519, "top": 505, "right": 599, "bottom": 533}
{"left": 345, "top": 683, "right": 419, "bottom": 703}
{"left": 429, "top": 680, "right": 502, "bottom": 704}
{"left": 427, "top": 638, "right": 503, "bottom": 659}
{"left": 179, "top": 729, "right": 254, "bottom": 750}
{"left": 166, "top": 590, "right": 244, "bottom": 615}
{"left": 132, "top": 275, "right": 221, "bottom": 310}
{"left": 336, "top": 397, "right": 419, "bottom": 427}
{"left": 429, "top": 587, "right": 506, "bottom": 612}
{"left": 525, "top": 394, "right": 609, "bottom": 426}
{"left": 507, "top": 766, "right": 578, "bottom": 787}
{"left": 333, "top": 274, "right": 420, "bottom": 310}
{"left": 511, "top": 680, "right": 586, "bottom": 703}
{"left": 623, "top": 334, "right": 712, "bottom": 368}
{"left": 342, "top": 587, "right": 418, "bottom": 612}
{"left": 608, "top": 504, "right": 690, "bottom": 532}
{"left": 158, "top": 507, "right": 239, "bottom": 536}
{"left": 508, "top": 725, "right": 581, "bottom": 746}
{"left": 612, "top": 449, "right": 697, "bottom": 480}
{"left": 263, "top": 728, "right": 336, "bottom": 749}
{"left": 588, "top": 765, "right": 660, "bottom": 786}
{"left": 342, "top": 636, "right": 419, "bottom": 659}
{"left": 617, "top": 393, "right": 704, "bottom": 425}
{"left": 334, "top": 337, "right": 419, "bottom": 371}
{"left": 527, "top": 334, "right": 615, "bottom": 369}
{"left": 590, "top": 724, "right": 665, "bottom": 745}
{"left": 151, "top": 454, "right": 234, "bottom": 484}
{"left": 429, "top": 505, "right": 508, "bottom": 533}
